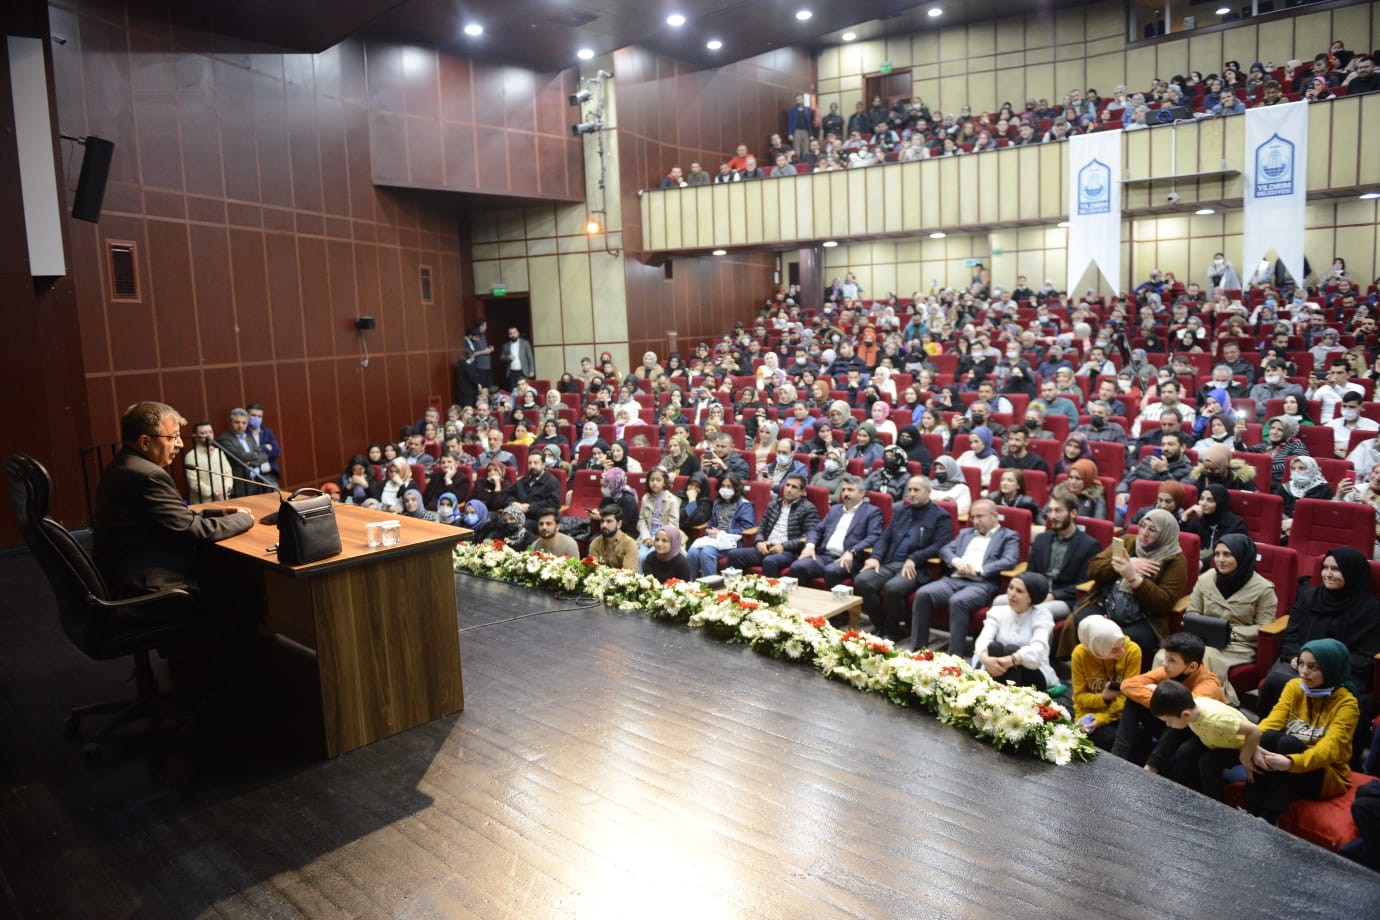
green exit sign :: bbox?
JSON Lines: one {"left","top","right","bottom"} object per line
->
{"left": 491, "top": 286, "right": 507, "bottom": 297}
{"left": 879, "top": 62, "right": 893, "bottom": 74}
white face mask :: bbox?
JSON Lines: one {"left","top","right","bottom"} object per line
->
{"left": 719, "top": 487, "right": 736, "bottom": 501}
{"left": 1343, "top": 408, "right": 1360, "bottom": 422}
{"left": 1265, "top": 374, "right": 1282, "bottom": 385}
{"left": 824, "top": 459, "right": 840, "bottom": 473}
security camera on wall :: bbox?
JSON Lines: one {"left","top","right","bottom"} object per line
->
{"left": 1167, "top": 191, "right": 1181, "bottom": 203}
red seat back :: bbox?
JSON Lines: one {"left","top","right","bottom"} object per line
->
{"left": 1289, "top": 498, "right": 1377, "bottom": 576}
{"left": 1230, "top": 490, "right": 1284, "bottom": 546}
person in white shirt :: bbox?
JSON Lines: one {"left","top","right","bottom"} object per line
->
{"left": 1326, "top": 391, "right": 1379, "bottom": 455}
{"left": 972, "top": 571, "right": 1060, "bottom": 691}
{"left": 1130, "top": 380, "right": 1196, "bottom": 439}
{"left": 1311, "top": 359, "right": 1366, "bottom": 424}
{"left": 183, "top": 420, "right": 235, "bottom": 502}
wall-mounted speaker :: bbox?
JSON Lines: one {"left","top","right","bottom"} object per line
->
{"left": 71, "top": 136, "right": 114, "bottom": 223}
{"left": 354, "top": 316, "right": 376, "bottom": 331}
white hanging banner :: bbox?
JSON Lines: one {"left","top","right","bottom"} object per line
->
{"left": 1066, "top": 131, "right": 1121, "bottom": 293}
{"left": 1242, "top": 100, "right": 1308, "bottom": 286}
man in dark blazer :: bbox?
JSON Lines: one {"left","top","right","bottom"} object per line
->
{"left": 246, "top": 402, "right": 282, "bottom": 479}
{"left": 910, "top": 498, "right": 1020, "bottom": 656}
{"left": 215, "top": 407, "right": 276, "bottom": 496}
{"left": 94, "top": 401, "right": 255, "bottom": 598}
{"left": 725, "top": 474, "right": 819, "bottom": 576}
{"left": 855, "top": 475, "right": 953, "bottom": 641}
{"left": 511, "top": 451, "right": 562, "bottom": 533}
{"left": 787, "top": 476, "right": 884, "bottom": 588}
{"left": 1026, "top": 493, "right": 1100, "bottom": 619}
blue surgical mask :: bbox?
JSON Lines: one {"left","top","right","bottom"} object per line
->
{"left": 462, "top": 514, "right": 479, "bottom": 526}
{"left": 248, "top": 416, "right": 262, "bottom": 430}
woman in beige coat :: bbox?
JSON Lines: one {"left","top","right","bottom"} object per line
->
{"left": 1183, "top": 534, "right": 1276, "bottom": 700}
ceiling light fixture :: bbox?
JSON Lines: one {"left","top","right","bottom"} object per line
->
{"left": 929, "top": 231, "right": 946, "bottom": 239}
{"left": 821, "top": 240, "right": 838, "bottom": 248}
{"left": 666, "top": 14, "right": 686, "bottom": 27}
{"left": 463, "top": 23, "right": 483, "bottom": 37}
{"left": 706, "top": 39, "right": 723, "bottom": 51}
{"left": 928, "top": 7, "right": 943, "bottom": 18}
{"left": 1195, "top": 208, "right": 1215, "bottom": 215}
{"left": 577, "top": 48, "right": 595, "bottom": 60}
{"left": 796, "top": 10, "right": 813, "bottom": 21}
{"left": 586, "top": 220, "right": 602, "bottom": 235}
{"left": 1361, "top": 191, "right": 1380, "bottom": 200}
{"left": 712, "top": 249, "right": 727, "bottom": 256}
{"left": 841, "top": 32, "right": 857, "bottom": 42}
{"left": 1215, "top": 6, "right": 1230, "bottom": 14}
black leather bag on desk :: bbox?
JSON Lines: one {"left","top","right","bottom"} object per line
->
{"left": 276, "top": 488, "right": 342, "bottom": 564}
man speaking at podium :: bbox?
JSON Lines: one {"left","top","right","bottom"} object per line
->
{"left": 94, "top": 401, "right": 255, "bottom": 599}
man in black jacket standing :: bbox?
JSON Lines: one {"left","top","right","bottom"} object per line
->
{"left": 94, "top": 401, "right": 254, "bottom": 598}
{"left": 855, "top": 475, "right": 953, "bottom": 640}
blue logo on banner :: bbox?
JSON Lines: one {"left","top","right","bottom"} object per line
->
{"left": 1077, "top": 158, "right": 1111, "bottom": 216}
{"left": 1254, "top": 132, "right": 1295, "bottom": 199}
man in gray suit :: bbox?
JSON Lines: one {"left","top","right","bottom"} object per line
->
{"left": 500, "top": 325, "right": 536, "bottom": 389}
{"left": 910, "top": 499, "right": 1021, "bottom": 656}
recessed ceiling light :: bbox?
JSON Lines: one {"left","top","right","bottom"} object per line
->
{"left": 712, "top": 249, "right": 727, "bottom": 256}
{"left": 1361, "top": 191, "right": 1380, "bottom": 200}
{"left": 929, "top": 231, "right": 946, "bottom": 239}
{"left": 796, "top": 9, "right": 813, "bottom": 21}
{"left": 821, "top": 240, "right": 838, "bottom": 248}
{"left": 577, "top": 48, "right": 595, "bottom": 60}
{"left": 706, "top": 39, "right": 723, "bottom": 51}
{"left": 1215, "top": 6, "right": 1230, "bottom": 14}
{"left": 585, "top": 220, "right": 602, "bottom": 235}
{"left": 841, "top": 32, "right": 857, "bottom": 42}
{"left": 463, "top": 23, "right": 483, "bottom": 37}
{"left": 928, "top": 6, "right": 943, "bottom": 17}
{"left": 666, "top": 13, "right": 686, "bottom": 27}
{"left": 1195, "top": 208, "right": 1215, "bottom": 215}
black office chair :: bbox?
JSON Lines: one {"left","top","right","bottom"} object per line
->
{"left": 4, "top": 452, "right": 200, "bottom": 761}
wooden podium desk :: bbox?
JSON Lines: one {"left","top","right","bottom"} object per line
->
{"left": 198, "top": 494, "right": 466, "bottom": 757}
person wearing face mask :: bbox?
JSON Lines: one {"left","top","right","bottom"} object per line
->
{"left": 245, "top": 403, "right": 281, "bottom": 480}
{"left": 1326, "top": 391, "right": 1379, "bottom": 457}
{"left": 809, "top": 447, "right": 849, "bottom": 502}
{"left": 183, "top": 419, "right": 236, "bottom": 502}
{"left": 1205, "top": 251, "right": 1242, "bottom": 296}
{"left": 1248, "top": 359, "right": 1305, "bottom": 421}
{"left": 1275, "top": 456, "right": 1336, "bottom": 542}
{"left": 1075, "top": 400, "right": 1127, "bottom": 444}
{"left": 760, "top": 437, "right": 809, "bottom": 494}
{"left": 928, "top": 455, "right": 973, "bottom": 516}
{"left": 685, "top": 473, "right": 757, "bottom": 577}
{"left": 215, "top": 407, "right": 278, "bottom": 496}
{"left": 862, "top": 445, "right": 912, "bottom": 502}
{"left": 894, "top": 425, "right": 935, "bottom": 471}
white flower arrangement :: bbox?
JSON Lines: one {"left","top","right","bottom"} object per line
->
{"left": 453, "top": 540, "right": 1096, "bottom": 765}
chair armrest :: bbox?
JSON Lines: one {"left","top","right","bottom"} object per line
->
{"left": 1258, "top": 615, "right": 1289, "bottom": 635}
{"left": 1172, "top": 595, "right": 1189, "bottom": 614}
{"left": 740, "top": 528, "right": 759, "bottom": 539}
{"left": 88, "top": 586, "right": 194, "bottom": 618}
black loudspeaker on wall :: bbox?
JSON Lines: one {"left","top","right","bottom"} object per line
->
{"left": 71, "top": 136, "right": 114, "bottom": 223}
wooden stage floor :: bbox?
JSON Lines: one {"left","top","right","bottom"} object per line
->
{"left": 0, "top": 551, "right": 1376, "bottom": 918}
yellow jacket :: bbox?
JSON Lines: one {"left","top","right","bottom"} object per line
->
{"left": 1259, "top": 679, "right": 1358, "bottom": 799}
{"left": 1071, "top": 640, "right": 1143, "bottom": 726}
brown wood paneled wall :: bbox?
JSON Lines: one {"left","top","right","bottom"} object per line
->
{"left": 614, "top": 45, "right": 810, "bottom": 362}
{"left": 45, "top": 1, "right": 481, "bottom": 500}
{"left": 364, "top": 41, "right": 585, "bottom": 203}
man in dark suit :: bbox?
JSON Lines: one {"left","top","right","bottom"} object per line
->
{"left": 511, "top": 451, "right": 562, "bottom": 533}
{"left": 855, "top": 475, "right": 953, "bottom": 640}
{"left": 246, "top": 402, "right": 282, "bottom": 480}
{"left": 910, "top": 499, "right": 1020, "bottom": 655}
{"left": 725, "top": 474, "right": 819, "bottom": 576}
{"left": 1024, "top": 493, "right": 1100, "bottom": 619}
{"left": 215, "top": 407, "right": 276, "bottom": 496}
{"left": 787, "top": 476, "right": 884, "bottom": 588}
{"left": 93, "top": 401, "right": 255, "bottom": 598}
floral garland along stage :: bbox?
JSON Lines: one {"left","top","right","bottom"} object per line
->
{"left": 453, "top": 540, "right": 1097, "bottom": 766}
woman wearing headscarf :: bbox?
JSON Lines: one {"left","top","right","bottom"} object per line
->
{"left": 1185, "top": 533, "right": 1277, "bottom": 681}
{"left": 1053, "top": 458, "right": 1106, "bottom": 521}
{"left": 1072, "top": 615, "right": 1143, "bottom": 751}
{"left": 1127, "top": 480, "right": 1188, "bottom": 529}
{"left": 810, "top": 447, "right": 848, "bottom": 502}
{"left": 574, "top": 420, "right": 601, "bottom": 453}
{"left": 846, "top": 422, "right": 884, "bottom": 468}
{"left": 971, "top": 572, "right": 1059, "bottom": 692}
{"left": 685, "top": 473, "right": 756, "bottom": 577}
{"left": 1054, "top": 431, "right": 1092, "bottom": 477}
{"left": 752, "top": 419, "right": 780, "bottom": 470}
{"left": 435, "top": 491, "right": 461, "bottom": 525}
{"left": 600, "top": 466, "right": 639, "bottom": 537}
{"left": 1246, "top": 638, "right": 1361, "bottom": 826}
{"left": 956, "top": 425, "right": 1000, "bottom": 480}
{"left": 826, "top": 400, "right": 858, "bottom": 440}
{"left": 929, "top": 455, "right": 973, "bottom": 516}
{"left": 1061, "top": 508, "right": 1187, "bottom": 663}
{"left": 459, "top": 499, "right": 488, "bottom": 530}
{"left": 636, "top": 467, "right": 682, "bottom": 571}
{"left": 470, "top": 459, "right": 513, "bottom": 513}
{"left": 1257, "top": 547, "right": 1380, "bottom": 717}
{"left": 1193, "top": 389, "right": 1236, "bottom": 441}
{"left": 1240, "top": 415, "right": 1309, "bottom": 490}
{"left": 676, "top": 471, "right": 714, "bottom": 532}
{"left": 895, "top": 424, "right": 935, "bottom": 468}
{"left": 401, "top": 488, "right": 436, "bottom": 521}
{"left": 1180, "top": 484, "right": 1248, "bottom": 571}
{"left": 579, "top": 439, "right": 612, "bottom": 471}
{"left": 660, "top": 432, "right": 700, "bottom": 480}
{"left": 1275, "top": 455, "right": 1334, "bottom": 541}
{"left": 642, "top": 525, "right": 692, "bottom": 583}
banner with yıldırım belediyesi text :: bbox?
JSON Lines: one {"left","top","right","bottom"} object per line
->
{"left": 1066, "top": 130, "right": 1121, "bottom": 295}
{"left": 1242, "top": 100, "right": 1308, "bottom": 287}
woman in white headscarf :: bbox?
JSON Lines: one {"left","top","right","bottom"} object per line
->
{"left": 1275, "top": 455, "right": 1334, "bottom": 541}
{"left": 1071, "top": 615, "right": 1143, "bottom": 750}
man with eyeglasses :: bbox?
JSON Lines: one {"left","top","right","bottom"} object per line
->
{"left": 94, "top": 401, "right": 254, "bottom": 598}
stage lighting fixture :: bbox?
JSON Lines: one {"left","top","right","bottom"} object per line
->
{"left": 570, "top": 89, "right": 592, "bottom": 106}
{"left": 571, "top": 121, "right": 601, "bottom": 136}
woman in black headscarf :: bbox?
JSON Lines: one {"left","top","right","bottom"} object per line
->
{"left": 971, "top": 571, "right": 1059, "bottom": 693}
{"left": 1180, "top": 484, "right": 1248, "bottom": 571}
{"left": 895, "top": 424, "right": 934, "bottom": 468}
{"left": 1257, "top": 546, "right": 1380, "bottom": 717}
